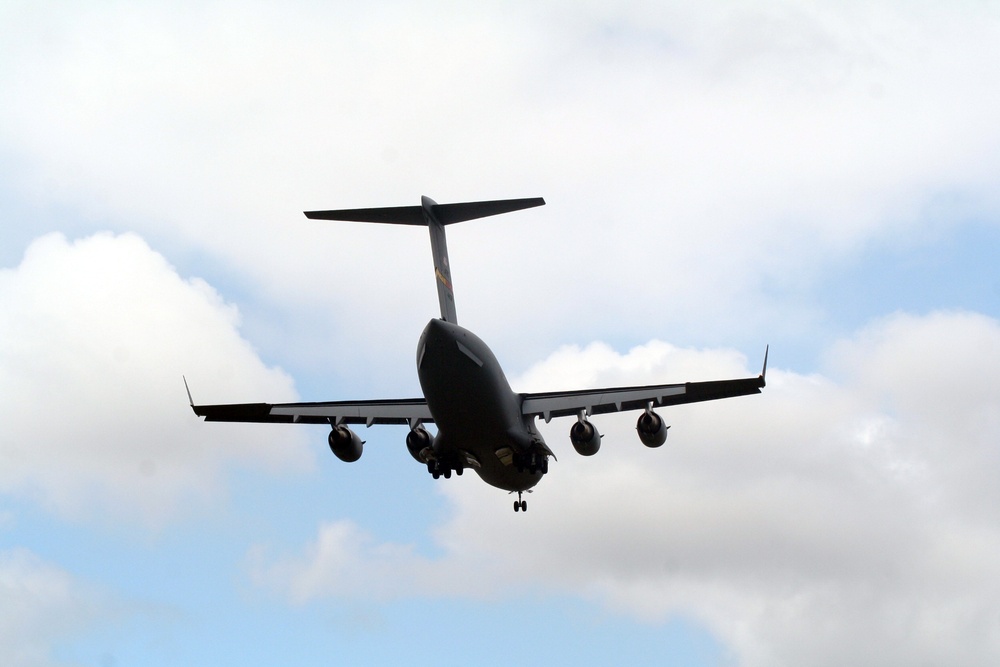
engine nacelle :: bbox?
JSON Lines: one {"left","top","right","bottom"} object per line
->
{"left": 636, "top": 410, "right": 669, "bottom": 448}
{"left": 405, "top": 425, "right": 434, "bottom": 463}
{"left": 328, "top": 425, "right": 364, "bottom": 462}
{"left": 570, "top": 418, "right": 601, "bottom": 456}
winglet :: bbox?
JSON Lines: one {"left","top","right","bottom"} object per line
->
{"left": 183, "top": 376, "right": 195, "bottom": 409}
{"left": 760, "top": 346, "right": 769, "bottom": 385}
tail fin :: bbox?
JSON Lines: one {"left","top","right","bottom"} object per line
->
{"left": 305, "top": 196, "right": 545, "bottom": 325}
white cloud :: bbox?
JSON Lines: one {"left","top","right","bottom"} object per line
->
{"left": 247, "top": 519, "right": 474, "bottom": 605}
{"left": 0, "top": 232, "right": 312, "bottom": 527}
{"left": 0, "top": 548, "right": 109, "bottom": 667}
{"left": 3, "top": 2, "right": 1000, "bottom": 664}
{"left": 251, "top": 310, "right": 1000, "bottom": 666}
{"left": 3, "top": 1, "right": 1000, "bottom": 352}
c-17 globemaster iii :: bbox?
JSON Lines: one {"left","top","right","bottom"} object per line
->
{"left": 187, "top": 196, "right": 766, "bottom": 512}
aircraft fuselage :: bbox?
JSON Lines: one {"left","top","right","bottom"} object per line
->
{"left": 416, "top": 318, "right": 546, "bottom": 493}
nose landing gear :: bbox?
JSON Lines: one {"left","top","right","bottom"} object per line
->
{"left": 511, "top": 490, "right": 530, "bottom": 513}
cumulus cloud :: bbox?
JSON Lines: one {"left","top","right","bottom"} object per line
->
{"left": 249, "top": 310, "right": 1000, "bottom": 665}
{"left": 3, "top": 1, "right": 1000, "bottom": 353}
{"left": 0, "top": 232, "right": 312, "bottom": 526}
{"left": 247, "top": 520, "right": 479, "bottom": 605}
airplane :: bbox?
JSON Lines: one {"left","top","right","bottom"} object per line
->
{"left": 188, "top": 196, "right": 766, "bottom": 512}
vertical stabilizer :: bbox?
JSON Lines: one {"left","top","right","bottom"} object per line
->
{"left": 420, "top": 196, "right": 459, "bottom": 323}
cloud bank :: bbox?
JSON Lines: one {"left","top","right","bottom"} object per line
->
{"left": 0, "top": 232, "right": 312, "bottom": 527}
{"left": 250, "top": 310, "right": 1000, "bottom": 666}
{"left": 4, "top": 1, "right": 1000, "bottom": 352}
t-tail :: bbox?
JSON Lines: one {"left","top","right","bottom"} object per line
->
{"left": 305, "top": 196, "right": 545, "bottom": 324}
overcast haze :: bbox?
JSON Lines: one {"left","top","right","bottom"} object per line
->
{"left": 2, "top": 2, "right": 1000, "bottom": 665}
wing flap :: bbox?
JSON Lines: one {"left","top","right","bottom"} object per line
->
{"left": 193, "top": 398, "right": 432, "bottom": 426}
{"left": 521, "top": 376, "right": 764, "bottom": 422}
{"left": 521, "top": 384, "right": 687, "bottom": 421}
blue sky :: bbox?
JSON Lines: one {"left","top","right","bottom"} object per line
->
{"left": 3, "top": 2, "right": 1000, "bottom": 666}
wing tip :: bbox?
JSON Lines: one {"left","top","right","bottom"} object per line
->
{"left": 183, "top": 375, "right": 195, "bottom": 408}
{"left": 760, "top": 346, "right": 769, "bottom": 386}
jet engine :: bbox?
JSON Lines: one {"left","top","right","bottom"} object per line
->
{"left": 328, "top": 425, "right": 364, "bottom": 462}
{"left": 405, "top": 425, "right": 434, "bottom": 463}
{"left": 570, "top": 417, "right": 601, "bottom": 456}
{"left": 636, "top": 409, "right": 669, "bottom": 448}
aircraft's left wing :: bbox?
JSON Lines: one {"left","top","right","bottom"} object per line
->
{"left": 189, "top": 395, "right": 433, "bottom": 428}
{"left": 520, "top": 349, "right": 767, "bottom": 422}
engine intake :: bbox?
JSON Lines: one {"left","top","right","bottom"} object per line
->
{"left": 570, "top": 418, "right": 601, "bottom": 456}
{"left": 405, "top": 425, "right": 434, "bottom": 463}
{"left": 636, "top": 409, "right": 669, "bottom": 448}
{"left": 328, "top": 425, "right": 364, "bottom": 462}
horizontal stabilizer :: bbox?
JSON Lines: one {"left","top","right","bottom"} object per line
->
{"left": 304, "top": 197, "right": 545, "bottom": 226}
{"left": 304, "top": 195, "right": 546, "bottom": 324}
{"left": 304, "top": 205, "right": 425, "bottom": 225}
{"left": 432, "top": 197, "right": 545, "bottom": 225}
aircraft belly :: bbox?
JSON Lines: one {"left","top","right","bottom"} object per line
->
{"left": 455, "top": 428, "right": 542, "bottom": 493}
{"left": 474, "top": 456, "right": 542, "bottom": 493}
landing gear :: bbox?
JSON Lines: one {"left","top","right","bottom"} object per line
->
{"left": 512, "top": 491, "right": 528, "bottom": 513}
{"left": 427, "top": 460, "right": 462, "bottom": 479}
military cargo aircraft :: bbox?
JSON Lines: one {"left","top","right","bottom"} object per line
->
{"left": 188, "top": 196, "right": 766, "bottom": 512}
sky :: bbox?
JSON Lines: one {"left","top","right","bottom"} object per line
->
{"left": 2, "top": 1, "right": 1000, "bottom": 665}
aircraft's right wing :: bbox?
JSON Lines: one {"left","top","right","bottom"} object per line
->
{"left": 520, "top": 349, "right": 767, "bottom": 422}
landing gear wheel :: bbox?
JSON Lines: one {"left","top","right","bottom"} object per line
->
{"left": 512, "top": 491, "right": 528, "bottom": 513}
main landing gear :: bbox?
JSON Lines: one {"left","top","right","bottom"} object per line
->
{"left": 427, "top": 460, "right": 463, "bottom": 479}
{"left": 512, "top": 491, "right": 528, "bottom": 513}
